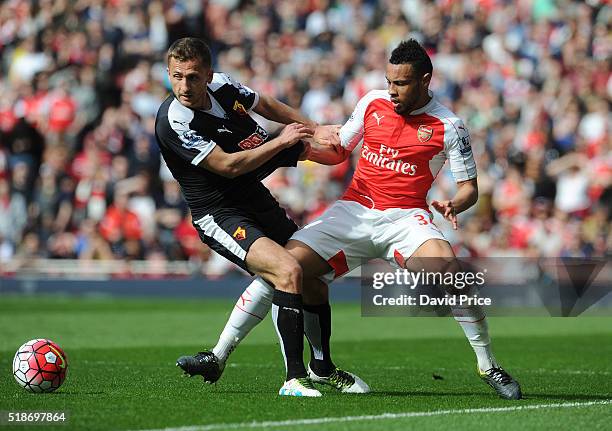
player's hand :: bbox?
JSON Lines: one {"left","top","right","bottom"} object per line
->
{"left": 431, "top": 200, "right": 458, "bottom": 230}
{"left": 313, "top": 124, "right": 341, "bottom": 147}
{"left": 278, "top": 123, "right": 314, "bottom": 148}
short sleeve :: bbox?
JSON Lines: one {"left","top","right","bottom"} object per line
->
{"left": 339, "top": 94, "right": 368, "bottom": 151}
{"left": 212, "top": 73, "right": 259, "bottom": 111}
{"left": 156, "top": 111, "right": 217, "bottom": 166}
{"left": 445, "top": 119, "right": 477, "bottom": 182}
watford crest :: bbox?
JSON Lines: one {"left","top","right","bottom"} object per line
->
{"left": 233, "top": 226, "right": 246, "bottom": 240}
{"left": 233, "top": 101, "right": 248, "bottom": 116}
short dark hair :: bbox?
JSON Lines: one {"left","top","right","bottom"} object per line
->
{"left": 389, "top": 39, "right": 433, "bottom": 77}
{"left": 167, "top": 38, "right": 212, "bottom": 68}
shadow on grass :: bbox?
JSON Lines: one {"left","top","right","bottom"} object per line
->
{"left": 370, "top": 390, "right": 611, "bottom": 402}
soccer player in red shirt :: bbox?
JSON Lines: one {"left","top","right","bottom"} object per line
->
{"left": 286, "top": 39, "right": 521, "bottom": 399}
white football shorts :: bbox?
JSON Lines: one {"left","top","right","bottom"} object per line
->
{"left": 290, "top": 200, "right": 448, "bottom": 282}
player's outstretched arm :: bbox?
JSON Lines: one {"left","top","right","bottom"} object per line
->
{"left": 306, "top": 124, "right": 351, "bottom": 165}
{"left": 431, "top": 178, "right": 478, "bottom": 230}
{"left": 254, "top": 94, "right": 317, "bottom": 128}
{"left": 199, "top": 123, "right": 313, "bottom": 178}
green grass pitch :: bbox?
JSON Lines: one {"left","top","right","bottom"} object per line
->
{"left": 1, "top": 295, "right": 611, "bottom": 430}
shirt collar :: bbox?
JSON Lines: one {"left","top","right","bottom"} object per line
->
{"left": 408, "top": 90, "right": 435, "bottom": 115}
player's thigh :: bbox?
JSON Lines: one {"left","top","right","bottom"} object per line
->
{"left": 253, "top": 199, "right": 300, "bottom": 247}
{"left": 286, "top": 239, "right": 332, "bottom": 279}
{"left": 193, "top": 212, "right": 263, "bottom": 273}
{"left": 193, "top": 209, "right": 299, "bottom": 285}
{"left": 246, "top": 237, "right": 302, "bottom": 293}
{"left": 378, "top": 208, "right": 452, "bottom": 271}
{"left": 410, "top": 238, "right": 455, "bottom": 258}
{"left": 410, "top": 239, "right": 467, "bottom": 294}
{"left": 290, "top": 201, "right": 375, "bottom": 282}
{"left": 407, "top": 238, "right": 458, "bottom": 274}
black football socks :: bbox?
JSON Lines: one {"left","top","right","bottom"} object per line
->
{"left": 271, "top": 290, "right": 307, "bottom": 381}
{"left": 304, "top": 302, "right": 335, "bottom": 376}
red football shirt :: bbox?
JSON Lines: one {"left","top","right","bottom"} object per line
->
{"left": 339, "top": 90, "right": 477, "bottom": 210}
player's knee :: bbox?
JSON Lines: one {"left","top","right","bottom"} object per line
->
{"left": 273, "top": 257, "right": 303, "bottom": 293}
{"left": 428, "top": 240, "right": 454, "bottom": 258}
{"left": 409, "top": 240, "right": 454, "bottom": 269}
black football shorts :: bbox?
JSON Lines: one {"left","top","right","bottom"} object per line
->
{"left": 192, "top": 201, "right": 298, "bottom": 273}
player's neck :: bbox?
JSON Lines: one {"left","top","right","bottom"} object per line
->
{"left": 406, "top": 93, "right": 432, "bottom": 116}
{"left": 195, "top": 93, "right": 212, "bottom": 111}
{"left": 184, "top": 89, "right": 212, "bottom": 111}
{"left": 202, "top": 91, "right": 212, "bottom": 110}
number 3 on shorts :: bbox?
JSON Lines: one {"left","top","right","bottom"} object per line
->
{"left": 414, "top": 214, "right": 429, "bottom": 225}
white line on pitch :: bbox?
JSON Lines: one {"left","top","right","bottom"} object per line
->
{"left": 136, "top": 399, "right": 612, "bottom": 431}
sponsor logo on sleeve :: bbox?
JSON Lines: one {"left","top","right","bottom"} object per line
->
{"left": 237, "top": 85, "right": 251, "bottom": 98}
{"left": 459, "top": 136, "right": 472, "bottom": 155}
{"left": 181, "top": 131, "right": 210, "bottom": 149}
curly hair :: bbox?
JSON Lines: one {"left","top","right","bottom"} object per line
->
{"left": 389, "top": 39, "right": 433, "bottom": 77}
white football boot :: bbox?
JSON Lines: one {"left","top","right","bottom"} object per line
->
{"left": 278, "top": 377, "right": 322, "bottom": 397}
{"left": 308, "top": 366, "right": 370, "bottom": 393}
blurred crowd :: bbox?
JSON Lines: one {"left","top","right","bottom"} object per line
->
{"left": 0, "top": 0, "right": 610, "bottom": 274}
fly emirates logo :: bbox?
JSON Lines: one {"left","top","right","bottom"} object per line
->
{"left": 360, "top": 144, "right": 417, "bottom": 176}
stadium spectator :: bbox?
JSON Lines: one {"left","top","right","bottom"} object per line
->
{"left": 0, "top": 177, "right": 27, "bottom": 247}
{"left": 0, "top": 0, "right": 609, "bottom": 273}
{"left": 98, "top": 190, "right": 143, "bottom": 258}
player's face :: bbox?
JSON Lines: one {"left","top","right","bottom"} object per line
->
{"left": 168, "top": 57, "right": 212, "bottom": 110}
{"left": 386, "top": 63, "right": 431, "bottom": 115}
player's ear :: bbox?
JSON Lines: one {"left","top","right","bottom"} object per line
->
{"left": 206, "top": 69, "right": 213, "bottom": 83}
{"left": 422, "top": 72, "right": 432, "bottom": 89}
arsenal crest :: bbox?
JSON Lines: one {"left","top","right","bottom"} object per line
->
{"left": 417, "top": 125, "right": 433, "bottom": 142}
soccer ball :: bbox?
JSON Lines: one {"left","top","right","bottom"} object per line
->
{"left": 12, "top": 339, "right": 68, "bottom": 393}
